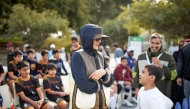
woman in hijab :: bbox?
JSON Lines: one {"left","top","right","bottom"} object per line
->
{"left": 71, "top": 24, "right": 114, "bottom": 109}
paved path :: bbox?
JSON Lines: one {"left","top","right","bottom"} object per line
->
{"left": 119, "top": 104, "right": 137, "bottom": 109}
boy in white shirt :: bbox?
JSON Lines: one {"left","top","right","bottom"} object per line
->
{"left": 136, "top": 64, "right": 173, "bottom": 109}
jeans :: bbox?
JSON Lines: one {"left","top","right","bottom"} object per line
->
{"left": 183, "top": 79, "right": 190, "bottom": 99}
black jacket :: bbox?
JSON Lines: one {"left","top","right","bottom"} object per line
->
{"left": 177, "top": 43, "right": 190, "bottom": 80}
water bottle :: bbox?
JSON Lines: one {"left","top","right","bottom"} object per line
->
{"left": 0, "top": 93, "right": 3, "bottom": 107}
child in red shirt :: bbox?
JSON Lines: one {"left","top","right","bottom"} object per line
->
{"left": 114, "top": 56, "right": 137, "bottom": 107}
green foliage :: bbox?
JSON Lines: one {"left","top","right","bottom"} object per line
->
{"left": 44, "top": 0, "right": 91, "bottom": 32}
{"left": 118, "top": 8, "right": 142, "bottom": 35}
{"left": 43, "top": 37, "right": 72, "bottom": 53}
{"left": 0, "top": 0, "right": 45, "bottom": 33}
{"left": 89, "top": 0, "right": 133, "bottom": 24}
{"left": 0, "top": 0, "right": 91, "bottom": 33}
{"left": 2, "top": 4, "right": 69, "bottom": 49}
{"left": 128, "top": 0, "right": 190, "bottom": 39}
{"left": 101, "top": 8, "right": 140, "bottom": 46}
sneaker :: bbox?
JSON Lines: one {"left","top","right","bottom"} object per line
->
{"left": 131, "top": 97, "right": 137, "bottom": 104}
{"left": 122, "top": 100, "right": 133, "bottom": 107}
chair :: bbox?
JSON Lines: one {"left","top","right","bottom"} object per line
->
{"left": 3, "top": 66, "right": 7, "bottom": 76}
{"left": 182, "top": 98, "right": 188, "bottom": 109}
{"left": 175, "top": 102, "right": 181, "bottom": 109}
{"left": 0, "top": 85, "right": 12, "bottom": 108}
{"left": 61, "top": 74, "right": 70, "bottom": 92}
{"left": 69, "top": 74, "right": 75, "bottom": 109}
{"left": 13, "top": 83, "right": 22, "bottom": 109}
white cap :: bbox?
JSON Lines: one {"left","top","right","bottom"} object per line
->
{"left": 50, "top": 44, "right": 55, "bottom": 48}
{"left": 61, "top": 47, "right": 65, "bottom": 50}
{"left": 24, "top": 44, "right": 29, "bottom": 48}
{"left": 105, "top": 45, "right": 110, "bottom": 49}
{"left": 127, "top": 47, "right": 134, "bottom": 52}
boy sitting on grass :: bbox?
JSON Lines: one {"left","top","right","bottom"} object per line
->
{"left": 43, "top": 63, "right": 69, "bottom": 109}
{"left": 15, "top": 61, "right": 53, "bottom": 109}
{"left": 136, "top": 64, "right": 173, "bottom": 109}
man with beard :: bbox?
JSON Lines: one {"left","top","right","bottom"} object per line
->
{"left": 132, "top": 33, "right": 177, "bottom": 98}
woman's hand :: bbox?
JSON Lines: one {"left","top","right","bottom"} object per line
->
{"left": 89, "top": 69, "right": 106, "bottom": 81}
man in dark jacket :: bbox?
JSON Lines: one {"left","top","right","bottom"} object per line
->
{"left": 71, "top": 24, "right": 114, "bottom": 109}
{"left": 177, "top": 40, "right": 190, "bottom": 99}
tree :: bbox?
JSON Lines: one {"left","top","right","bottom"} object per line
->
{"left": 101, "top": 16, "right": 140, "bottom": 46}
{"left": 128, "top": 0, "right": 190, "bottom": 39}
{"left": 2, "top": 4, "right": 69, "bottom": 48}
{"left": 100, "top": 6, "right": 141, "bottom": 46}
{"left": 44, "top": 0, "right": 91, "bottom": 32}
{"left": 89, "top": 0, "right": 133, "bottom": 25}
{"left": 0, "top": 0, "right": 92, "bottom": 34}
{"left": 0, "top": 0, "right": 45, "bottom": 34}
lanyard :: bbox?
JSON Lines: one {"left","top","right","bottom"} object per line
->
{"left": 146, "top": 51, "right": 163, "bottom": 64}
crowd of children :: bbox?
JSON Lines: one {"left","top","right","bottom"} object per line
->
{"left": 0, "top": 38, "right": 176, "bottom": 109}
{"left": 0, "top": 47, "right": 70, "bottom": 109}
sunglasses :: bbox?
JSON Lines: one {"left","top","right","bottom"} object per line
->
{"left": 95, "top": 38, "right": 102, "bottom": 42}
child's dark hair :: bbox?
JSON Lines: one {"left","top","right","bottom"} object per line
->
{"left": 41, "top": 49, "right": 49, "bottom": 56}
{"left": 26, "top": 46, "right": 32, "bottom": 49}
{"left": 13, "top": 51, "right": 23, "bottom": 57}
{"left": 145, "top": 64, "right": 163, "bottom": 83}
{"left": 71, "top": 37, "right": 78, "bottom": 42}
{"left": 17, "top": 61, "right": 29, "bottom": 70}
{"left": 112, "top": 43, "right": 118, "bottom": 47}
{"left": 46, "top": 63, "right": 57, "bottom": 70}
{"left": 27, "top": 49, "right": 35, "bottom": 54}
{"left": 121, "top": 56, "right": 127, "bottom": 61}
{"left": 53, "top": 49, "right": 60, "bottom": 55}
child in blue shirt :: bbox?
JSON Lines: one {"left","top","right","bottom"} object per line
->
{"left": 27, "top": 49, "right": 42, "bottom": 78}
{"left": 49, "top": 49, "right": 68, "bottom": 76}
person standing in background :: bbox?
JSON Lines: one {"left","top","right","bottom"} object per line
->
{"left": 168, "top": 41, "right": 178, "bottom": 55}
{"left": 171, "top": 40, "right": 185, "bottom": 104}
{"left": 70, "top": 37, "right": 82, "bottom": 57}
{"left": 126, "top": 47, "right": 136, "bottom": 70}
{"left": 183, "top": 39, "right": 190, "bottom": 45}
{"left": 49, "top": 44, "right": 56, "bottom": 58}
{"left": 123, "top": 45, "right": 127, "bottom": 54}
{"left": 5, "top": 42, "right": 14, "bottom": 65}
{"left": 113, "top": 43, "right": 124, "bottom": 58}
{"left": 22, "top": 44, "right": 29, "bottom": 61}
{"left": 105, "top": 45, "right": 110, "bottom": 57}
{"left": 35, "top": 49, "right": 42, "bottom": 62}
{"left": 177, "top": 41, "right": 190, "bottom": 99}
{"left": 99, "top": 45, "right": 107, "bottom": 56}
